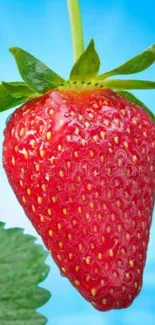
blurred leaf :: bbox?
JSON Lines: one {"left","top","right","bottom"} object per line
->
{"left": 118, "top": 90, "right": 155, "bottom": 122}
{"left": 2, "top": 81, "right": 37, "bottom": 97}
{"left": 97, "top": 44, "right": 155, "bottom": 80}
{"left": 10, "top": 47, "right": 65, "bottom": 93}
{"left": 0, "top": 83, "right": 28, "bottom": 113}
{"left": 70, "top": 39, "right": 100, "bottom": 80}
{"left": 0, "top": 222, "right": 51, "bottom": 324}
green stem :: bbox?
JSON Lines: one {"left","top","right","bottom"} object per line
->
{"left": 67, "top": 0, "right": 84, "bottom": 63}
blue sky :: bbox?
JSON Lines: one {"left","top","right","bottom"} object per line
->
{"left": 0, "top": 1, "right": 155, "bottom": 324}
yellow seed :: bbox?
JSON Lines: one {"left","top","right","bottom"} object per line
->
{"left": 85, "top": 121, "right": 90, "bottom": 128}
{"left": 74, "top": 151, "right": 79, "bottom": 158}
{"left": 74, "top": 280, "right": 80, "bottom": 286}
{"left": 75, "top": 265, "right": 80, "bottom": 272}
{"left": 78, "top": 114, "right": 83, "bottom": 121}
{"left": 89, "top": 202, "right": 94, "bottom": 209}
{"left": 74, "top": 127, "right": 79, "bottom": 135}
{"left": 91, "top": 301, "right": 97, "bottom": 306}
{"left": 114, "top": 136, "right": 119, "bottom": 144}
{"left": 101, "top": 235, "right": 105, "bottom": 242}
{"left": 63, "top": 208, "right": 68, "bottom": 215}
{"left": 88, "top": 112, "right": 94, "bottom": 119}
{"left": 104, "top": 119, "right": 110, "bottom": 126}
{"left": 57, "top": 254, "right": 62, "bottom": 261}
{"left": 46, "top": 131, "right": 52, "bottom": 141}
{"left": 49, "top": 229, "right": 53, "bottom": 237}
{"left": 67, "top": 161, "right": 71, "bottom": 168}
{"left": 40, "top": 149, "right": 45, "bottom": 158}
{"left": 37, "top": 196, "right": 42, "bottom": 205}
{"left": 49, "top": 108, "right": 54, "bottom": 115}
{"left": 117, "top": 224, "right": 122, "bottom": 232}
{"left": 102, "top": 298, "right": 107, "bottom": 305}
{"left": 90, "top": 150, "right": 94, "bottom": 158}
{"left": 125, "top": 273, "right": 130, "bottom": 279}
{"left": 78, "top": 243, "right": 83, "bottom": 250}
{"left": 48, "top": 208, "right": 52, "bottom": 216}
{"left": 85, "top": 257, "right": 91, "bottom": 265}
{"left": 32, "top": 205, "right": 36, "bottom": 212}
{"left": 59, "top": 170, "right": 64, "bottom": 177}
{"left": 86, "top": 275, "right": 91, "bottom": 282}
{"left": 59, "top": 242, "right": 63, "bottom": 248}
{"left": 81, "top": 138, "right": 87, "bottom": 146}
{"left": 92, "top": 135, "right": 98, "bottom": 143}
{"left": 42, "top": 184, "right": 46, "bottom": 192}
{"left": 123, "top": 141, "right": 128, "bottom": 149}
{"left": 129, "top": 260, "right": 134, "bottom": 267}
{"left": 126, "top": 233, "right": 130, "bottom": 240}
{"left": 69, "top": 253, "right": 73, "bottom": 260}
{"left": 98, "top": 253, "right": 102, "bottom": 260}
{"left": 20, "top": 180, "right": 24, "bottom": 187}
{"left": 109, "top": 249, "right": 114, "bottom": 257}
{"left": 100, "top": 279, "right": 105, "bottom": 286}
{"left": 36, "top": 163, "right": 40, "bottom": 172}
{"left": 132, "top": 155, "right": 138, "bottom": 164}
{"left": 12, "top": 157, "right": 15, "bottom": 166}
{"left": 52, "top": 196, "right": 57, "bottom": 203}
{"left": 82, "top": 194, "right": 86, "bottom": 201}
{"left": 24, "top": 150, "right": 29, "bottom": 159}
{"left": 121, "top": 109, "right": 126, "bottom": 116}
{"left": 61, "top": 267, "right": 66, "bottom": 273}
{"left": 39, "top": 125, "right": 44, "bottom": 132}
{"left": 57, "top": 223, "right": 62, "bottom": 230}
{"left": 134, "top": 282, "right": 138, "bottom": 288}
{"left": 113, "top": 272, "right": 117, "bottom": 278}
{"left": 68, "top": 233, "right": 72, "bottom": 240}
{"left": 40, "top": 215, "right": 45, "bottom": 222}
{"left": 20, "top": 127, "right": 25, "bottom": 136}
{"left": 14, "top": 145, "right": 18, "bottom": 153}
{"left": 77, "top": 206, "right": 82, "bottom": 213}
{"left": 143, "top": 131, "right": 147, "bottom": 138}
{"left": 22, "top": 196, "right": 26, "bottom": 203}
{"left": 121, "top": 248, "right": 125, "bottom": 255}
{"left": 91, "top": 288, "right": 96, "bottom": 296}
{"left": 92, "top": 103, "right": 99, "bottom": 109}
{"left": 27, "top": 188, "right": 31, "bottom": 196}
{"left": 87, "top": 183, "right": 92, "bottom": 191}
{"left": 106, "top": 226, "right": 111, "bottom": 233}
{"left": 100, "top": 131, "right": 106, "bottom": 139}
{"left": 59, "top": 119, "right": 64, "bottom": 126}
{"left": 58, "top": 144, "right": 62, "bottom": 152}
{"left": 30, "top": 119, "right": 35, "bottom": 126}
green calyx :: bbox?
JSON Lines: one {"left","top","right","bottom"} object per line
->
{"left": 0, "top": 0, "right": 155, "bottom": 123}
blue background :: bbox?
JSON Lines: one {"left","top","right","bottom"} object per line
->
{"left": 0, "top": 1, "right": 155, "bottom": 324}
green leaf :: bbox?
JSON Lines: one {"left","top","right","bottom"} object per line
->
{"left": 10, "top": 47, "right": 65, "bottom": 93}
{"left": 70, "top": 39, "right": 100, "bottom": 81}
{"left": 2, "top": 81, "right": 37, "bottom": 97}
{"left": 117, "top": 91, "right": 155, "bottom": 122}
{"left": 0, "top": 222, "right": 51, "bottom": 324}
{"left": 97, "top": 44, "right": 155, "bottom": 80}
{"left": 0, "top": 83, "right": 28, "bottom": 113}
{"left": 101, "top": 79, "right": 155, "bottom": 90}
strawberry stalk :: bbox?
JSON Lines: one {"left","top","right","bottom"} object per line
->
{"left": 67, "top": 0, "right": 84, "bottom": 62}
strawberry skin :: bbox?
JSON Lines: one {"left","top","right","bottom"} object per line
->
{"left": 3, "top": 88, "right": 155, "bottom": 311}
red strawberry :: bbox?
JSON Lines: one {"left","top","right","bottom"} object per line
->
{"left": 3, "top": 88, "right": 155, "bottom": 311}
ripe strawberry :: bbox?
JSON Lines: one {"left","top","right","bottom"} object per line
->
{"left": 3, "top": 88, "right": 155, "bottom": 311}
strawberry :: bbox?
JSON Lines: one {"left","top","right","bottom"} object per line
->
{"left": 1, "top": 0, "right": 155, "bottom": 312}
{"left": 2, "top": 88, "right": 155, "bottom": 311}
